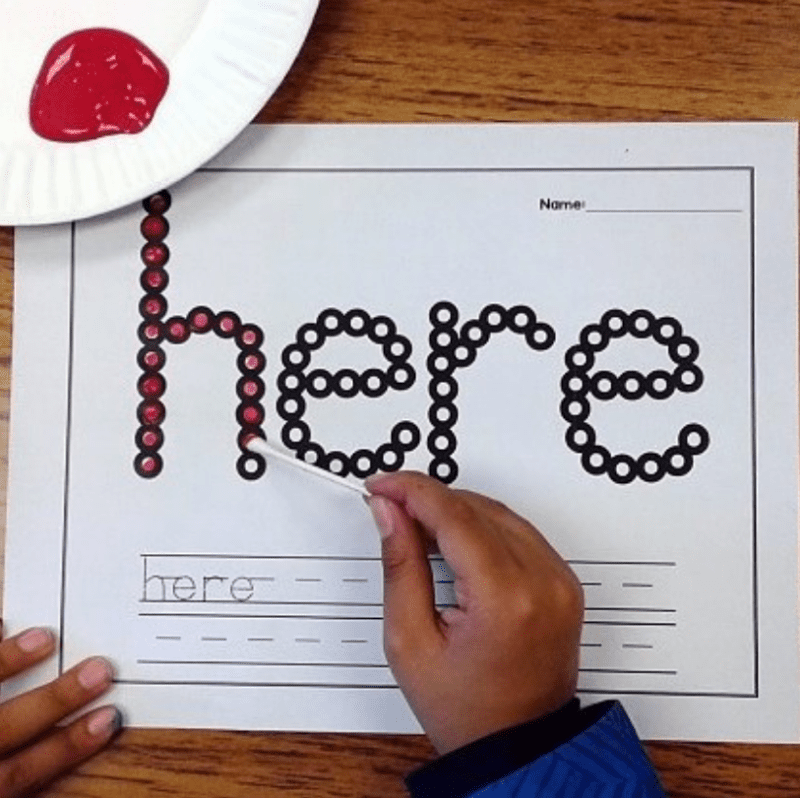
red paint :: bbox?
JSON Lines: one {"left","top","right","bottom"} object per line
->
{"left": 189, "top": 309, "right": 212, "bottom": 332}
{"left": 168, "top": 319, "right": 189, "bottom": 342}
{"left": 243, "top": 354, "right": 262, "bottom": 371}
{"left": 219, "top": 316, "right": 237, "bottom": 334}
{"left": 140, "top": 401, "right": 165, "bottom": 425}
{"left": 139, "top": 374, "right": 165, "bottom": 399}
{"left": 141, "top": 244, "right": 169, "bottom": 267}
{"left": 141, "top": 430, "right": 160, "bottom": 448}
{"left": 142, "top": 323, "right": 161, "bottom": 340}
{"left": 240, "top": 433, "right": 259, "bottom": 450}
{"left": 145, "top": 192, "right": 171, "bottom": 215}
{"left": 30, "top": 28, "right": 169, "bottom": 143}
{"left": 142, "top": 350, "right": 164, "bottom": 369}
{"left": 143, "top": 270, "right": 167, "bottom": 290}
{"left": 242, "top": 406, "right": 263, "bottom": 425}
{"left": 141, "top": 215, "right": 169, "bottom": 240}
{"left": 139, "top": 456, "right": 158, "bottom": 474}
{"left": 142, "top": 297, "right": 165, "bottom": 316}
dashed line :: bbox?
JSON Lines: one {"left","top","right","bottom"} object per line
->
{"left": 341, "top": 639, "right": 368, "bottom": 644}
{"left": 247, "top": 637, "right": 275, "bottom": 642}
{"left": 295, "top": 578, "right": 323, "bottom": 583}
{"left": 623, "top": 643, "right": 654, "bottom": 649}
{"left": 295, "top": 637, "right": 321, "bottom": 643}
{"left": 342, "top": 578, "right": 369, "bottom": 583}
{"left": 201, "top": 637, "right": 228, "bottom": 642}
{"left": 622, "top": 582, "right": 654, "bottom": 589}
{"left": 156, "top": 635, "right": 182, "bottom": 641}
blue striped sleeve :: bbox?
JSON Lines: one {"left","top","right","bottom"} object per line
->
{"left": 406, "top": 701, "right": 666, "bottom": 798}
{"left": 467, "top": 703, "right": 666, "bottom": 798}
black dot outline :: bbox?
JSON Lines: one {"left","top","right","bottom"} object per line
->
{"left": 134, "top": 190, "right": 267, "bottom": 480}
{"left": 276, "top": 307, "right": 419, "bottom": 478}
{"left": 428, "top": 301, "right": 556, "bottom": 484}
{"left": 376, "top": 443, "right": 403, "bottom": 472}
{"left": 560, "top": 309, "right": 709, "bottom": 484}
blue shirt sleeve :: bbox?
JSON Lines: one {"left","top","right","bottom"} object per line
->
{"left": 469, "top": 702, "right": 666, "bottom": 797}
{"left": 406, "top": 701, "right": 666, "bottom": 798}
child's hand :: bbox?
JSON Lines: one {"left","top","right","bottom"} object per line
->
{"left": 0, "top": 625, "right": 119, "bottom": 798}
{"left": 366, "top": 471, "right": 584, "bottom": 755}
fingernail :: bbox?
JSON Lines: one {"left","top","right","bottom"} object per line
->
{"left": 17, "top": 627, "right": 54, "bottom": 653}
{"left": 364, "top": 473, "right": 386, "bottom": 491}
{"left": 87, "top": 706, "right": 122, "bottom": 737}
{"left": 369, "top": 496, "right": 395, "bottom": 540}
{"left": 78, "top": 658, "right": 113, "bottom": 690}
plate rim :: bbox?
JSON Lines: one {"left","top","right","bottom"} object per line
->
{"left": 1, "top": 0, "right": 321, "bottom": 226}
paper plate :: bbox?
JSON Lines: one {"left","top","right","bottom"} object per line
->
{"left": 0, "top": 0, "right": 319, "bottom": 225}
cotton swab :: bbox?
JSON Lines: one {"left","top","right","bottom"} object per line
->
{"left": 245, "top": 436, "right": 370, "bottom": 498}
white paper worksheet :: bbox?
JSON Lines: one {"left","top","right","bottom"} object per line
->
{"left": 4, "top": 123, "right": 799, "bottom": 741}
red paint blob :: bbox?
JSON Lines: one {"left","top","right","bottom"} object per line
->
{"left": 189, "top": 310, "right": 212, "bottom": 332}
{"left": 142, "top": 350, "right": 163, "bottom": 369}
{"left": 240, "top": 432, "right": 260, "bottom": 451}
{"left": 139, "top": 456, "right": 157, "bottom": 474}
{"left": 140, "top": 401, "right": 165, "bottom": 425}
{"left": 30, "top": 28, "right": 169, "bottom": 143}
{"left": 139, "top": 374, "right": 165, "bottom": 399}
{"left": 144, "top": 192, "right": 171, "bottom": 215}
{"left": 142, "top": 297, "right": 165, "bottom": 316}
{"left": 141, "top": 215, "right": 169, "bottom": 241}
{"left": 243, "top": 354, "right": 264, "bottom": 371}
{"left": 168, "top": 319, "right": 188, "bottom": 341}
{"left": 143, "top": 269, "right": 166, "bottom": 290}
{"left": 142, "top": 243, "right": 169, "bottom": 267}
{"left": 141, "top": 430, "right": 160, "bottom": 448}
{"left": 242, "top": 406, "right": 263, "bottom": 425}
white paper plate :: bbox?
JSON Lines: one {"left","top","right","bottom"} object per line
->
{"left": 0, "top": 0, "right": 319, "bottom": 225}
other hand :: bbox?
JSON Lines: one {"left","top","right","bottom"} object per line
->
{"left": 0, "top": 625, "right": 119, "bottom": 798}
{"left": 366, "top": 471, "right": 583, "bottom": 754}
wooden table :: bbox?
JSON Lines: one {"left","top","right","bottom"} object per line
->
{"left": 2, "top": 0, "right": 800, "bottom": 794}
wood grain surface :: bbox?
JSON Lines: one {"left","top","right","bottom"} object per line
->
{"left": 2, "top": 0, "right": 800, "bottom": 795}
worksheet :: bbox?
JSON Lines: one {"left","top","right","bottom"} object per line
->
{"left": 4, "top": 123, "right": 798, "bottom": 741}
